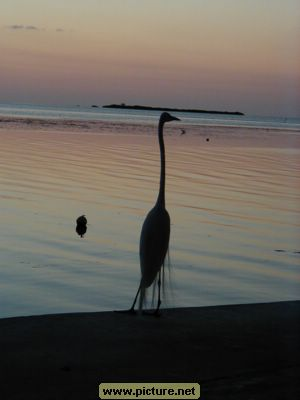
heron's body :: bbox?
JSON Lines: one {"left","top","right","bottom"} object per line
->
{"left": 139, "top": 203, "right": 170, "bottom": 288}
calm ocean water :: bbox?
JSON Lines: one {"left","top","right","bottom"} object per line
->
{"left": 0, "top": 104, "right": 299, "bottom": 318}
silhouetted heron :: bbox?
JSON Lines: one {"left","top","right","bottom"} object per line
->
{"left": 123, "top": 112, "right": 180, "bottom": 315}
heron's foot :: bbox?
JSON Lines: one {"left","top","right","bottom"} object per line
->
{"left": 114, "top": 308, "right": 136, "bottom": 315}
{"left": 153, "top": 299, "right": 162, "bottom": 317}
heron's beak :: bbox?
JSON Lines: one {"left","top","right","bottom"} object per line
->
{"left": 172, "top": 116, "right": 180, "bottom": 121}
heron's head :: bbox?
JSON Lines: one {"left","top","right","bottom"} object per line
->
{"left": 160, "top": 112, "right": 180, "bottom": 124}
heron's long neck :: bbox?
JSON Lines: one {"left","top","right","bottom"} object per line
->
{"left": 156, "top": 119, "right": 166, "bottom": 208}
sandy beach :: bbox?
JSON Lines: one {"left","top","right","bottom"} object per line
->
{"left": 1, "top": 301, "right": 299, "bottom": 399}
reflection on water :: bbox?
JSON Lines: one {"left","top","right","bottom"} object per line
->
{"left": 0, "top": 125, "right": 299, "bottom": 317}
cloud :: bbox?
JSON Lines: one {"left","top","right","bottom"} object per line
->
{"left": 26, "top": 25, "right": 39, "bottom": 30}
{"left": 7, "top": 24, "right": 24, "bottom": 30}
{"left": 6, "top": 24, "right": 40, "bottom": 31}
{"left": 5, "top": 25, "right": 68, "bottom": 33}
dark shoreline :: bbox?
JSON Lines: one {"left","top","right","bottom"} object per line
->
{"left": 103, "top": 104, "right": 244, "bottom": 116}
{"left": 1, "top": 301, "right": 299, "bottom": 399}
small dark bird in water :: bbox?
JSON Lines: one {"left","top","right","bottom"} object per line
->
{"left": 76, "top": 215, "right": 87, "bottom": 226}
{"left": 180, "top": 129, "right": 186, "bottom": 135}
{"left": 76, "top": 215, "right": 87, "bottom": 238}
{"left": 206, "top": 137, "right": 210, "bottom": 142}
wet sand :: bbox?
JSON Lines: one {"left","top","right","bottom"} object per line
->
{"left": 1, "top": 301, "right": 299, "bottom": 399}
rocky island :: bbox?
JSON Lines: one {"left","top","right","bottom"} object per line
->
{"left": 103, "top": 103, "right": 244, "bottom": 116}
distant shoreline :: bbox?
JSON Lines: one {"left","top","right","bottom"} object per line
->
{"left": 103, "top": 103, "right": 244, "bottom": 116}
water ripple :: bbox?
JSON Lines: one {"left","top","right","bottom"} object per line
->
{"left": 0, "top": 127, "right": 299, "bottom": 317}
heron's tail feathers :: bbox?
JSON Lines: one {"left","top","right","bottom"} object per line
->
{"left": 139, "top": 249, "right": 173, "bottom": 313}
{"left": 163, "top": 248, "right": 172, "bottom": 298}
{"left": 150, "top": 249, "right": 173, "bottom": 309}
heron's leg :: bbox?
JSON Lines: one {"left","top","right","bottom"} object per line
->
{"left": 115, "top": 285, "right": 140, "bottom": 314}
{"left": 154, "top": 270, "right": 162, "bottom": 316}
{"left": 130, "top": 285, "right": 141, "bottom": 312}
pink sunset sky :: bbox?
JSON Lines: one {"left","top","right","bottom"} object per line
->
{"left": 1, "top": 0, "right": 299, "bottom": 117}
